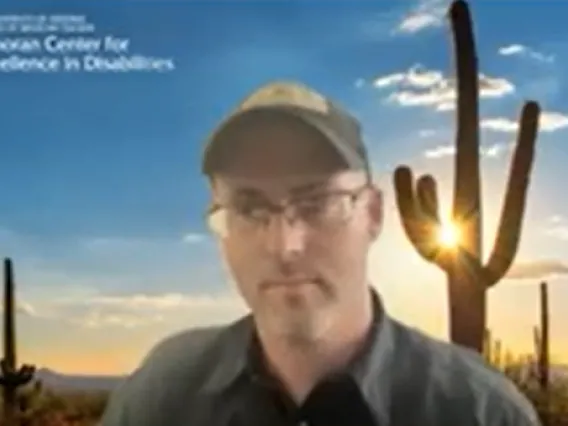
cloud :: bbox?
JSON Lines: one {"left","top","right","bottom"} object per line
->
{"left": 4, "top": 229, "right": 220, "bottom": 295}
{"left": 419, "top": 129, "right": 437, "bottom": 138}
{"left": 85, "top": 293, "right": 237, "bottom": 311}
{"left": 374, "top": 65, "right": 444, "bottom": 89}
{"left": 530, "top": 111, "right": 567, "bottom": 132}
{"left": 424, "top": 144, "right": 455, "bottom": 158}
{"left": 542, "top": 216, "right": 568, "bottom": 241}
{"left": 394, "top": 0, "right": 448, "bottom": 34}
{"left": 72, "top": 311, "right": 166, "bottom": 329}
{"left": 371, "top": 64, "right": 514, "bottom": 111}
{"left": 182, "top": 233, "right": 208, "bottom": 244}
{"left": 481, "top": 142, "right": 513, "bottom": 158}
{"left": 424, "top": 142, "right": 512, "bottom": 159}
{"left": 505, "top": 260, "right": 568, "bottom": 280}
{"left": 498, "top": 44, "right": 555, "bottom": 64}
{"left": 0, "top": 228, "right": 238, "bottom": 329}
{"left": 84, "top": 232, "right": 208, "bottom": 251}
{"left": 0, "top": 300, "right": 40, "bottom": 318}
{"left": 17, "top": 301, "right": 38, "bottom": 317}
{"left": 29, "top": 291, "right": 246, "bottom": 329}
{"left": 481, "top": 111, "right": 568, "bottom": 133}
{"left": 545, "top": 226, "right": 568, "bottom": 241}
{"left": 548, "top": 215, "right": 563, "bottom": 224}
{"left": 479, "top": 118, "right": 519, "bottom": 133}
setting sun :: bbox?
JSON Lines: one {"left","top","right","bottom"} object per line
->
{"left": 438, "top": 221, "right": 461, "bottom": 248}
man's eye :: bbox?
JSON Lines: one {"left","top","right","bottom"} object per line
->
{"left": 235, "top": 203, "right": 269, "bottom": 219}
{"left": 295, "top": 196, "right": 328, "bottom": 215}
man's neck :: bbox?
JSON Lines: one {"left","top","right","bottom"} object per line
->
{"left": 255, "top": 290, "right": 375, "bottom": 403}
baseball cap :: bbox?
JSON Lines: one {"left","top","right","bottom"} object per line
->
{"left": 200, "top": 80, "right": 371, "bottom": 178}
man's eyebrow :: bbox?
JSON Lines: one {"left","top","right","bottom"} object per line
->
{"left": 230, "top": 187, "right": 262, "bottom": 197}
{"left": 226, "top": 180, "right": 331, "bottom": 200}
{"left": 229, "top": 187, "right": 269, "bottom": 202}
{"left": 289, "top": 181, "right": 330, "bottom": 196}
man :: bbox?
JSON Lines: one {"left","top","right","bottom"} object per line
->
{"left": 99, "top": 81, "right": 541, "bottom": 425}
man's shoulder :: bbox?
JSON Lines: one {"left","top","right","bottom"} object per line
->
{"left": 140, "top": 320, "right": 238, "bottom": 373}
{"left": 99, "top": 316, "right": 249, "bottom": 425}
{"left": 389, "top": 319, "right": 540, "bottom": 425}
{"left": 134, "top": 315, "right": 250, "bottom": 388}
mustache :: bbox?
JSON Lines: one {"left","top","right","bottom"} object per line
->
{"left": 256, "top": 260, "right": 334, "bottom": 291}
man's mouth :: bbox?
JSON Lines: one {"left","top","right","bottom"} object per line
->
{"left": 262, "top": 278, "right": 321, "bottom": 290}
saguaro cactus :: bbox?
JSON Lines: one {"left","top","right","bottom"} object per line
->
{"left": 482, "top": 328, "right": 491, "bottom": 362}
{"left": 534, "top": 281, "right": 549, "bottom": 391}
{"left": 393, "top": 0, "right": 541, "bottom": 352}
{"left": 0, "top": 259, "right": 35, "bottom": 426}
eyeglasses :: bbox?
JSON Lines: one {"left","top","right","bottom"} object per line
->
{"left": 206, "top": 183, "right": 371, "bottom": 238}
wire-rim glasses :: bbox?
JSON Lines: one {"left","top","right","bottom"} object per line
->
{"left": 205, "top": 182, "right": 372, "bottom": 238}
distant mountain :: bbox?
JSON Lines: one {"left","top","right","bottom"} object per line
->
{"left": 32, "top": 363, "right": 568, "bottom": 393}
{"left": 35, "top": 368, "right": 126, "bottom": 392}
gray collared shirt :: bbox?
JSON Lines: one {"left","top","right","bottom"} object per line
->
{"left": 99, "top": 290, "right": 541, "bottom": 426}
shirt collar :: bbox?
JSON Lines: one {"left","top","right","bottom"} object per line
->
{"left": 202, "top": 286, "right": 396, "bottom": 403}
{"left": 201, "top": 314, "right": 251, "bottom": 393}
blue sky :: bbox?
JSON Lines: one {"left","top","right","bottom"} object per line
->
{"left": 1, "top": 0, "right": 567, "bottom": 374}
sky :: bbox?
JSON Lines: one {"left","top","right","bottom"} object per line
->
{"left": 0, "top": 0, "right": 567, "bottom": 375}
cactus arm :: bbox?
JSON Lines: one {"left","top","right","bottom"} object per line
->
{"left": 393, "top": 167, "right": 428, "bottom": 247}
{"left": 450, "top": 0, "right": 482, "bottom": 260}
{"left": 416, "top": 175, "right": 440, "bottom": 222}
{"left": 0, "top": 369, "right": 34, "bottom": 387}
{"left": 17, "top": 365, "right": 35, "bottom": 385}
{"left": 393, "top": 167, "right": 443, "bottom": 264}
{"left": 483, "top": 102, "right": 540, "bottom": 286}
{"left": 417, "top": 175, "right": 457, "bottom": 269}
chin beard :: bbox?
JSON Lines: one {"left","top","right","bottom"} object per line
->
{"left": 258, "top": 307, "right": 334, "bottom": 346}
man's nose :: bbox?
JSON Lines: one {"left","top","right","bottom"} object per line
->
{"left": 263, "top": 214, "right": 308, "bottom": 259}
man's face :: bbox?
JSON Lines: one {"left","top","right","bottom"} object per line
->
{"left": 208, "top": 111, "right": 382, "bottom": 341}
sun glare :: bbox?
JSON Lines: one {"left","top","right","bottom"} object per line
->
{"left": 438, "top": 221, "right": 460, "bottom": 248}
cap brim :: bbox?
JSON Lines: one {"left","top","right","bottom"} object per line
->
{"left": 201, "top": 105, "right": 367, "bottom": 175}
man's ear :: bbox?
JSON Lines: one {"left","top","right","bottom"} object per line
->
{"left": 367, "top": 186, "right": 383, "bottom": 241}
